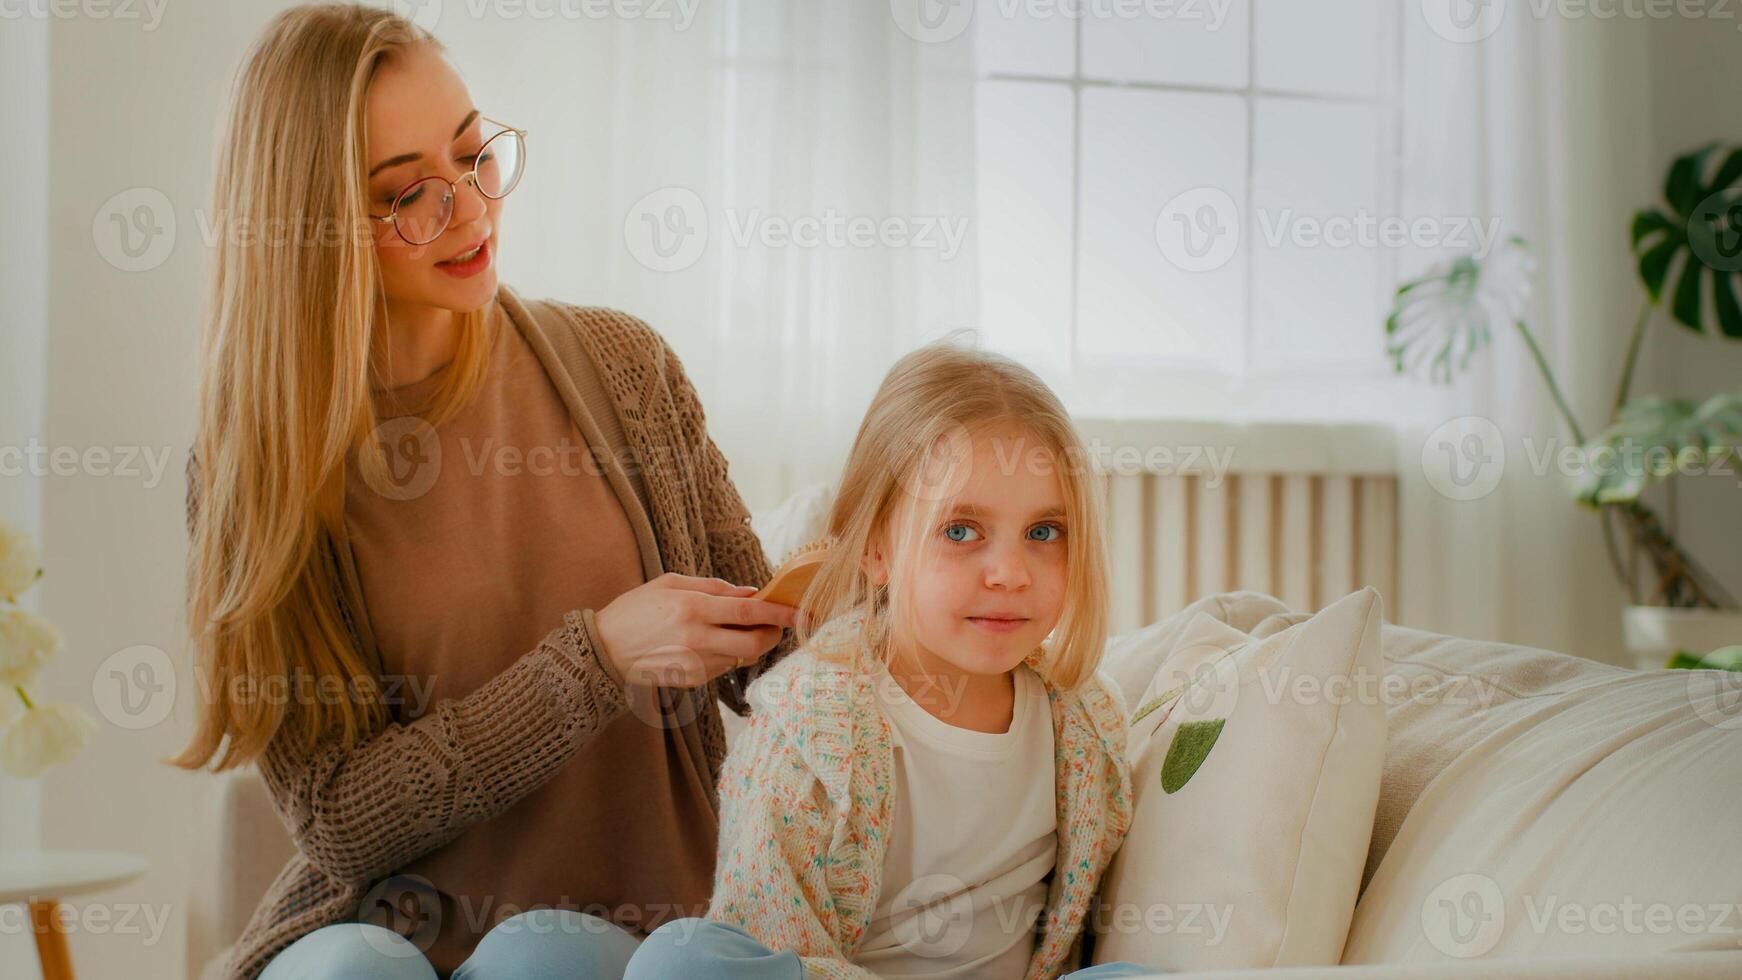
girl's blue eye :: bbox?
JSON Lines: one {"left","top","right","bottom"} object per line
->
{"left": 1029, "top": 523, "right": 1064, "bottom": 543}
{"left": 943, "top": 524, "right": 980, "bottom": 543}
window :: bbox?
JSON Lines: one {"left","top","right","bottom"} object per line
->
{"left": 974, "top": 0, "right": 1409, "bottom": 421}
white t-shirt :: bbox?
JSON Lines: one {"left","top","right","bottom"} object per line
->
{"left": 853, "top": 663, "right": 1058, "bottom": 978}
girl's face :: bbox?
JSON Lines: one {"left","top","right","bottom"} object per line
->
{"left": 870, "top": 423, "right": 1071, "bottom": 684}
{"left": 364, "top": 43, "right": 502, "bottom": 313}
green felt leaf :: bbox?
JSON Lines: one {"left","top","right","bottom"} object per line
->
{"left": 1131, "top": 684, "right": 1185, "bottom": 725}
{"left": 1160, "top": 718, "right": 1226, "bottom": 795}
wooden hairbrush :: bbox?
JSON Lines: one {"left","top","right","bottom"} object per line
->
{"left": 755, "top": 538, "right": 831, "bottom": 608}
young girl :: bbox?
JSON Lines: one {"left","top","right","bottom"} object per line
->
{"left": 626, "top": 344, "right": 1154, "bottom": 978}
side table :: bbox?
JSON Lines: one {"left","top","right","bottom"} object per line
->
{"left": 0, "top": 850, "right": 149, "bottom": 980}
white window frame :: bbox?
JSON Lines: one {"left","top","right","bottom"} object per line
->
{"left": 974, "top": 3, "right": 1413, "bottom": 423}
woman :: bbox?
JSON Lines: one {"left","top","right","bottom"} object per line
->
{"left": 175, "top": 5, "right": 797, "bottom": 978}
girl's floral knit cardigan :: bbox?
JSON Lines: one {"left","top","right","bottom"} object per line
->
{"left": 708, "top": 608, "right": 1134, "bottom": 980}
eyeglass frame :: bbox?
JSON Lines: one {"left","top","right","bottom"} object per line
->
{"left": 368, "top": 117, "right": 528, "bottom": 246}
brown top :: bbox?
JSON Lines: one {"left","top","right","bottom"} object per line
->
{"left": 191, "top": 286, "right": 797, "bottom": 980}
{"left": 342, "top": 301, "right": 718, "bottom": 975}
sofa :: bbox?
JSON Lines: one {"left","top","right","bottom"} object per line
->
{"left": 186, "top": 590, "right": 1742, "bottom": 978}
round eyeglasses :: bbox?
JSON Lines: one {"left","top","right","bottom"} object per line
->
{"left": 370, "top": 120, "right": 527, "bottom": 246}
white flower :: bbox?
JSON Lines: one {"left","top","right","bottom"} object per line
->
{"left": 0, "top": 687, "right": 24, "bottom": 729}
{"left": 0, "top": 521, "right": 41, "bottom": 600}
{"left": 2, "top": 701, "right": 96, "bottom": 778}
{"left": 0, "top": 609, "right": 63, "bottom": 687}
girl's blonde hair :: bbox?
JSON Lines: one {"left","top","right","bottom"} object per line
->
{"left": 799, "top": 341, "right": 1109, "bottom": 690}
{"left": 174, "top": 3, "right": 492, "bottom": 770}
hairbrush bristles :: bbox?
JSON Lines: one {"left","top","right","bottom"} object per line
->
{"left": 776, "top": 538, "right": 832, "bottom": 565}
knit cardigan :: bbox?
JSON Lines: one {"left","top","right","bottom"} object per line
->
{"left": 709, "top": 609, "right": 1133, "bottom": 980}
{"left": 188, "top": 285, "right": 796, "bottom": 980}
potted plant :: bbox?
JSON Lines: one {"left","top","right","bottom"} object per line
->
{"left": 1384, "top": 142, "right": 1742, "bottom": 670}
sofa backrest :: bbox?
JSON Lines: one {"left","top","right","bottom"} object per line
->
{"left": 1246, "top": 611, "right": 1631, "bottom": 891}
{"left": 186, "top": 767, "right": 296, "bottom": 980}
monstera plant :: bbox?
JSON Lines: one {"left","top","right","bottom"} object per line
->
{"left": 1386, "top": 143, "right": 1742, "bottom": 665}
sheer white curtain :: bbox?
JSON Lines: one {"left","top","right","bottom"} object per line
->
{"left": 1394, "top": 4, "right": 1619, "bottom": 652}
{"left": 445, "top": 0, "right": 980, "bottom": 513}
{"left": 446, "top": 0, "right": 1616, "bottom": 649}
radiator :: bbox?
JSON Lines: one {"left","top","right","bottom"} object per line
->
{"left": 1082, "top": 420, "right": 1399, "bottom": 633}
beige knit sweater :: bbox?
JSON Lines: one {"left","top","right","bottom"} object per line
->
{"left": 187, "top": 285, "right": 795, "bottom": 979}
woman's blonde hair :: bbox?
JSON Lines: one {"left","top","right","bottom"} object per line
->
{"left": 174, "top": 3, "right": 492, "bottom": 770}
{"left": 798, "top": 341, "right": 1109, "bottom": 691}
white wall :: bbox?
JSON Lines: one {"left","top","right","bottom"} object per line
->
{"left": 40, "top": 4, "right": 293, "bottom": 979}
{"left": 1552, "top": 12, "right": 1742, "bottom": 621}
{"left": 1552, "top": 13, "right": 1659, "bottom": 664}
{"left": 1642, "top": 16, "right": 1742, "bottom": 606}
{"left": 1, "top": 13, "right": 50, "bottom": 978}
{"left": 1511, "top": 11, "right": 1742, "bottom": 664}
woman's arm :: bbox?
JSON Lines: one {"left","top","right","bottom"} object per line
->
{"left": 256, "top": 607, "right": 628, "bottom": 885}
{"left": 187, "top": 457, "right": 629, "bottom": 885}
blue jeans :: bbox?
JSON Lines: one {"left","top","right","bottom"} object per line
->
{"left": 258, "top": 908, "right": 641, "bottom": 979}
{"left": 261, "top": 911, "right": 1158, "bottom": 979}
{"left": 623, "top": 918, "right": 1160, "bottom": 978}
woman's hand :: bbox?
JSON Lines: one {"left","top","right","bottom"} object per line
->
{"left": 592, "top": 572, "right": 798, "bottom": 688}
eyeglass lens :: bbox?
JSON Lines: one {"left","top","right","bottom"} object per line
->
{"left": 391, "top": 127, "right": 526, "bottom": 245}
